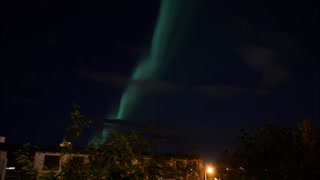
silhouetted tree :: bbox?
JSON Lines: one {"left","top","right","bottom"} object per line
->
{"left": 217, "top": 119, "right": 320, "bottom": 180}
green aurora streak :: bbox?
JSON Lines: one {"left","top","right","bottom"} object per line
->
{"left": 110, "top": 0, "right": 198, "bottom": 120}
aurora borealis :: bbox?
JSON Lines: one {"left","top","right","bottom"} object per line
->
{"left": 100, "top": 0, "right": 198, "bottom": 143}
{"left": 110, "top": 0, "right": 198, "bottom": 120}
{"left": 1, "top": 0, "right": 318, "bottom": 160}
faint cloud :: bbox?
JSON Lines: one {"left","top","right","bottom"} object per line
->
{"left": 193, "top": 85, "right": 249, "bottom": 99}
{"left": 133, "top": 79, "right": 178, "bottom": 93}
{"left": 80, "top": 70, "right": 177, "bottom": 93}
{"left": 239, "top": 46, "right": 291, "bottom": 88}
{"left": 82, "top": 71, "right": 128, "bottom": 87}
{"left": 81, "top": 69, "right": 273, "bottom": 99}
{"left": 9, "top": 96, "right": 38, "bottom": 106}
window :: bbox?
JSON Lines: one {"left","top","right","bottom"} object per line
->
{"left": 43, "top": 155, "right": 60, "bottom": 170}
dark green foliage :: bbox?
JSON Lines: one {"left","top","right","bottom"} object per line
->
{"left": 14, "top": 143, "right": 38, "bottom": 180}
{"left": 16, "top": 104, "right": 201, "bottom": 180}
{"left": 64, "top": 103, "right": 92, "bottom": 144}
{"left": 217, "top": 119, "right": 320, "bottom": 180}
{"left": 174, "top": 159, "right": 200, "bottom": 180}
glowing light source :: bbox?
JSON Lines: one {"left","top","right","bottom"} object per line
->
{"left": 205, "top": 166, "right": 215, "bottom": 180}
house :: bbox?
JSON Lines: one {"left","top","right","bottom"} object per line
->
{"left": 0, "top": 137, "right": 205, "bottom": 180}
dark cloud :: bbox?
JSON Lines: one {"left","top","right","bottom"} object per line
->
{"left": 193, "top": 85, "right": 250, "bottom": 99}
{"left": 82, "top": 71, "right": 128, "bottom": 87}
{"left": 132, "top": 79, "right": 178, "bottom": 93}
{"left": 239, "top": 46, "right": 291, "bottom": 88}
{"left": 80, "top": 70, "right": 178, "bottom": 93}
{"left": 81, "top": 70, "right": 269, "bottom": 99}
{"left": 7, "top": 96, "right": 38, "bottom": 106}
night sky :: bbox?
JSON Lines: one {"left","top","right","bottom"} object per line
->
{"left": 1, "top": 0, "right": 319, "bottom": 161}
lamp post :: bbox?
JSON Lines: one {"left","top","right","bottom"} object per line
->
{"left": 205, "top": 167, "right": 214, "bottom": 180}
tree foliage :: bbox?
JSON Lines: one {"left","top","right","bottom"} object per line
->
{"left": 217, "top": 119, "right": 320, "bottom": 179}
{"left": 14, "top": 104, "right": 200, "bottom": 180}
{"left": 14, "top": 143, "right": 38, "bottom": 180}
{"left": 64, "top": 103, "right": 92, "bottom": 144}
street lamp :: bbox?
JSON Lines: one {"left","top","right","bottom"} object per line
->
{"left": 205, "top": 166, "right": 214, "bottom": 180}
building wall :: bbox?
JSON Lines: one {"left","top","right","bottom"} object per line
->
{"left": 33, "top": 151, "right": 205, "bottom": 180}
{"left": 34, "top": 151, "right": 89, "bottom": 179}
{"left": 34, "top": 152, "right": 62, "bottom": 178}
{"left": 0, "top": 150, "right": 7, "bottom": 180}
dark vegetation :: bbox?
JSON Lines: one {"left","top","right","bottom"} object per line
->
{"left": 216, "top": 119, "right": 320, "bottom": 179}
